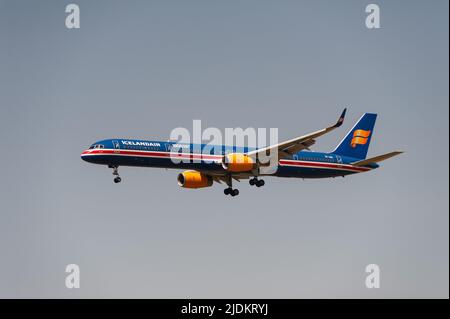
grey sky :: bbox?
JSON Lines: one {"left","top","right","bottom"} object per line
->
{"left": 0, "top": 0, "right": 448, "bottom": 298}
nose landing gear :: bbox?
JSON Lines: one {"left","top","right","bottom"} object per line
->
{"left": 249, "top": 177, "right": 265, "bottom": 187}
{"left": 110, "top": 166, "right": 121, "bottom": 183}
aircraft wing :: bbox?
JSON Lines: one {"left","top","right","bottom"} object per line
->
{"left": 247, "top": 108, "right": 347, "bottom": 160}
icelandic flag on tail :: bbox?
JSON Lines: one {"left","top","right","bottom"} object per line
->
{"left": 331, "top": 113, "right": 377, "bottom": 160}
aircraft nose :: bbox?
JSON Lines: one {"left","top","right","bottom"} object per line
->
{"left": 80, "top": 149, "right": 93, "bottom": 162}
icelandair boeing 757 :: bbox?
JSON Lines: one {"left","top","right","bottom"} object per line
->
{"left": 81, "top": 110, "right": 402, "bottom": 196}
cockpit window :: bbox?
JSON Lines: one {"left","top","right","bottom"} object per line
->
{"left": 89, "top": 144, "right": 104, "bottom": 149}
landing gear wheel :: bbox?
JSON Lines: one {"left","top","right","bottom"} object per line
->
{"left": 114, "top": 177, "right": 121, "bottom": 183}
{"left": 250, "top": 177, "right": 265, "bottom": 187}
{"left": 224, "top": 187, "right": 239, "bottom": 196}
{"left": 224, "top": 175, "right": 239, "bottom": 196}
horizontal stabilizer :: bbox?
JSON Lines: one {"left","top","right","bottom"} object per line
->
{"left": 351, "top": 151, "right": 403, "bottom": 166}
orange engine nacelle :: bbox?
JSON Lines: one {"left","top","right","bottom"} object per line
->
{"left": 177, "top": 171, "right": 213, "bottom": 189}
{"left": 222, "top": 153, "right": 256, "bottom": 172}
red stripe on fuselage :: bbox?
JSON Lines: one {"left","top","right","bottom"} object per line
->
{"left": 279, "top": 159, "right": 370, "bottom": 172}
{"left": 81, "top": 149, "right": 222, "bottom": 160}
{"left": 81, "top": 149, "right": 371, "bottom": 172}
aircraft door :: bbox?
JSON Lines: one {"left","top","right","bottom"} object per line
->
{"left": 112, "top": 140, "right": 120, "bottom": 153}
{"left": 336, "top": 154, "right": 343, "bottom": 167}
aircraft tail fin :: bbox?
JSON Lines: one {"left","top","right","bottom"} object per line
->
{"left": 331, "top": 113, "right": 377, "bottom": 160}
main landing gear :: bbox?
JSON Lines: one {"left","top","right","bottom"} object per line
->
{"left": 224, "top": 187, "right": 239, "bottom": 197}
{"left": 224, "top": 175, "right": 239, "bottom": 197}
{"left": 249, "top": 177, "right": 265, "bottom": 187}
{"left": 223, "top": 176, "right": 265, "bottom": 196}
{"left": 110, "top": 165, "right": 122, "bottom": 183}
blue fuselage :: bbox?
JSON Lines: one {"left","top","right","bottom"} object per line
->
{"left": 81, "top": 139, "right": 377, "bottom": 178}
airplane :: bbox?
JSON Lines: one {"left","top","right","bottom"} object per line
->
{"left": 81, "top": 109, "right": 402, "bottom": 196}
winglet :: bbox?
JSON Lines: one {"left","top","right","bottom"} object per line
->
{"left": 334, "top": 108, "right": 347, "bottom": 128}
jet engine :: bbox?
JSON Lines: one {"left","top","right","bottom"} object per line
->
{"left": 177, "top": 170, "right": 213, "bottom": 189}
{"left": 222, "top": 153, "right": 256, "bottom": 172}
